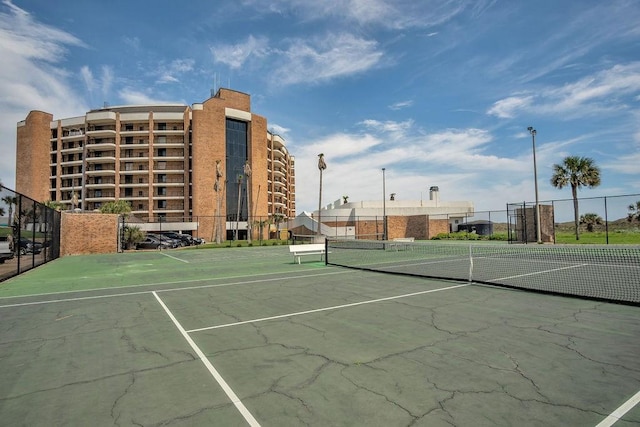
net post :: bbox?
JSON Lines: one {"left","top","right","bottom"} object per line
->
{"left": 324, "top": 237, "right": 328, "bottom": 266}
{"left": 468, "top": 244, "right": 473, "bottom": 282}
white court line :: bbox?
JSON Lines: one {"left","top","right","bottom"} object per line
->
{"left": 153, "top": 292, "right": 260, "bottom": 426}
{"left": 489, "top": 263, "right": 588, "bottom": 282}
{"left": 159, "top": 252, "right": 190, "bottom": 263}
{"left": 596, "top": 390, "right": 640, "bottom": 427}
{"left": 0, "top": 267, "right": 344, "bottom": 301}
{"left": 0, "top": 270, "right": 350, "bottom": 309}
{"left": 187, "top": 283, "right": 470, "bottom": 333}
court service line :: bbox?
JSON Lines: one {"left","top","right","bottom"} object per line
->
{"left": 187, "top": 283, "right": 470, "bottom": 333}
{"left": 489, "top": 263, "right": 588, "bottom": 282}
{"left": 0, "top": 270, "right": 350, "bottom": 309}
{"left": 0, "top": 267, "right": 345, "bottom": 301}
{"left": 152, "top": 292, "right": 261, "bottom": 427}
{"left": 159, "top": 252, "right": 190, "bottom": 263}
{"left": 595, "top": 390, "right": 640, "bottom": 427}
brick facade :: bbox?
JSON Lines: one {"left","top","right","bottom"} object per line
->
{"left": 60, "top": 212, "right": 119, "bottom": 256}
{"left": 16, "top": 111, "right": 53, "bottom": 203}
{"left": 16, "top": 88, "right": 295, "bottom": 243}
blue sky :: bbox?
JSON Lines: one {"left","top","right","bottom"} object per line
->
{"left": 1, "top": 0, "right": 639, "bottom": 216}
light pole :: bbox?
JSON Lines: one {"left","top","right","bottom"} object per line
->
{"left": 527, "top": 127, "right": 542, "bottom": 244}
{"left": 382, "top": 168, "right": 386, "bottom": 241}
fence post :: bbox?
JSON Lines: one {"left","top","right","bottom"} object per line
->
{"left": 604, "top": 196, "right": 609, "bottom": 245}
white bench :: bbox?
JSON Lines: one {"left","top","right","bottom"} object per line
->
{"left": 289, "top": 243, "right": 326, "bottom": 264}
{"left": 389, "top": 237, "right": 415, "bottom": 251}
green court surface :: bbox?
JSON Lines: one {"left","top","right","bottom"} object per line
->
{"left": 1, "top": 246, "right": 639, "bottom": 426}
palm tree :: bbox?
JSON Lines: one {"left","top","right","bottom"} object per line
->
{"left": 244, "top": 161, "right": 252, "bottom": 244}
{"left": 550, "top": 156, "right": 601, "bottom": 240}
{"left": 43, "top": 200, "right": 63, "bottom": 211}
{"left": 579, "top": 213, "right": 603, "bottom": 232}
{"left": 123, "top": 225, "right": 145, "bottom": 249}
{"left": 628, "top": 201, "right": 640, "bottom": 223}
{"left": 99, "top": 200, "right": 132, "bottom": 214}
{"left": 317, "top": 153, "right": 327, "bottom": 236}
{"left": 2, "top": 195, "right": 17, "bottom": 227}
{"left": 272, "top": 213, "right": 285, "bottom": 240}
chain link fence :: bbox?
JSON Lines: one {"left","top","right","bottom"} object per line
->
{"left": 0, "top": 185, "right": 61, "bottom": 282}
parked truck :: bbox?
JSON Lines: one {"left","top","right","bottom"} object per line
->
{"left": 0, "top": 237, "right": 14, "bottom": 263}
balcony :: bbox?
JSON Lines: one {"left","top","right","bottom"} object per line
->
{"left": 87, "top": 138, "right": 116, "bottom": 149}
{"left": 86, "top": 155, "right": 116, "bottom": 163}
{"left": 85, "top": 180, "right": 116, "bottom": 189}
{"left": 60, "top": 171, "right": 82, "bottom": 178}
{"left": 86, "top": 166, "right": 116, "bottom": 176}
{"left": 120, "top": 182, "right": 149, "bottom": 188}
{"left": 85, "top": 195, "right": 116, "bottom": 202}
{"left": 60, "top": 145, "right": 83, "bottom": 153}
{"left": 86, "top": 111, "right": 116, "bottom": 123}
{"left": 60, "top": 130, "right": 85, "bottom": 141}
{"left": 60, "top": 159, "right": 83, "bottom": 167}
{"left": 85, "top": 128, "right": 116, "bottom": 138}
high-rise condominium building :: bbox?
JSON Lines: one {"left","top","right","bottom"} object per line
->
{"left": 15, "top": 89, "right": 295, "bottom": 240}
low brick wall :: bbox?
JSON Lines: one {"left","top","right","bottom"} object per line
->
{"left": 60, "top": 212, "right": 119, "bottom": 256}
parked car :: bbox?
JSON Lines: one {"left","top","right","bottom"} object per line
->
{"left": 147, "top": 233, "right": 181, "bottom": 248}
{"left": 159, "top": 231, "right": 194, "bottom": 246}
{"left": 136, "top": 236, "right": 173, "bottom": 250}
{"left": 18, "top": 238, "right": 42, "bottom": 255}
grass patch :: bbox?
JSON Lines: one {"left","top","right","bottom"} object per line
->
{"left": 555, "top": 230, "right": 640, "bottom": 244}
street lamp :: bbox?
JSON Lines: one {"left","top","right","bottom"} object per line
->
{"left": 527, "top": 126, "right": 542, "bottom": 244}
{"left": 382, "top": 168, "right": 387, "bottom": 241}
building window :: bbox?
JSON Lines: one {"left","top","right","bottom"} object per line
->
{"left": 125, "top": 188, "right": 132, "bottom": 197}
{"left": 125, "top": 176, "right": 133, "bottom": 184}
{"left": 95, "top": 190, "right": 102, "bottom": 197}
{"left": 158, "top": 187, "right": 166, "bottom": 196}
{"left": 158, "top": 123, "right": 166, "bottom": 131}
{"left": 138, "top": 204, "right": 143, "bottom": 210}
{"left": 158, "top": 174, "right": 167, "bottom": 183}
{"left": 157, "top": 162, "right": 166, "bottom": 170}
{"left": 138, "top": 190, "right": 144, "bottom": 197}
{"left": 225, "top": 119, "right": 248, "bottom": 222}
{"left": 158, "top": 200, "right": 167, "bottom": 209}
{"left": 157, "top": 148, "right": 166, "bottom": 157}
{"left": 125, "top": 137, "right": 133, "bottom": 144}
{"left": 125, "top": 163, "right": 133, "bottom": 171}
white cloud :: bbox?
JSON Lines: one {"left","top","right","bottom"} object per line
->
{"left": 211, "top": 35, "right": 269, "bottom": 69}
{"left": 272, "top": 33, "right": 383, "bottom": 85}
{"left": 487, "top": 95, "right": 533, "bottom": 119}
{"left": 240, "top": 0, "right": 476, "bottom": 30}
{"left": 292, "top": 122, "right": 527, "bottom": 212}
{"left": 269, "top": 124, "right": 290, "bottom": 136}
{"left": 488, "top": 62, "right": 640, "bottom": 119}
{"left": 0, "top": 0, "right": 88, "bottom": 189}
{"left": 388, "top": 100, "right": 413, "bottom": 110}
{"left": 117, "top": 88, "right": 174, "bottom": 105}
{"left": 156, "top": 59, "right": 195, "bottom": 84}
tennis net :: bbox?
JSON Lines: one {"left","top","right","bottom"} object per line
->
{"left": 325, "top": 240, "right": 640, "bottom": 305}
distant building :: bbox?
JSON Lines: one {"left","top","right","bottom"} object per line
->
{"left": 15, "top": 88, "right": 295, "bottom": 241}
{"left": 289, "top": 186, "right": 475, "bottom": 239}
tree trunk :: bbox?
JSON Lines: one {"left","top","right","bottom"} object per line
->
{"left": 317, "top": 169, "right": 323, "bottom": 235}
{"left": 572, "top": 184, "right": 580, "bottom": 240}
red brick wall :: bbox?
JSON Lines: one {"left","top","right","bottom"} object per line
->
{"left": 60, "top": 213, "right": 119, "bottom": 256}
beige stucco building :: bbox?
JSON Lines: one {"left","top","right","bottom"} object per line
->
{"left": 15, "top": 88, "right": 295, "bottom": 241}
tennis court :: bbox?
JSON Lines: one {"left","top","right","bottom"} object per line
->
{"left": 0, "top": 245, "right": 639, "bottom": 426}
